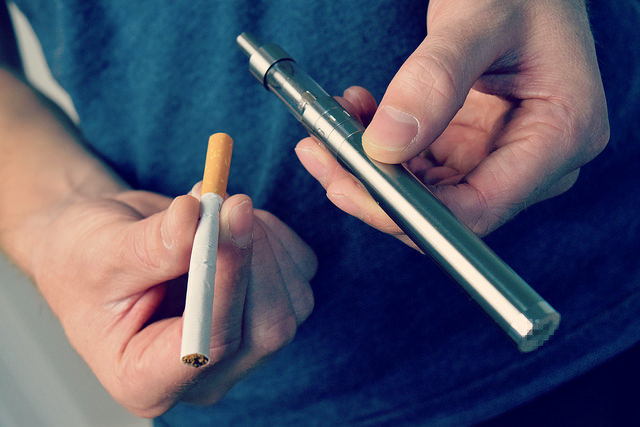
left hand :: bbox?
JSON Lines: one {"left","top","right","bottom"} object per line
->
{"left": 295, "top": 0, "right": 609, "bottom": 245}
{"left": 26, "top": 186, "right": 316, "bottom": 416}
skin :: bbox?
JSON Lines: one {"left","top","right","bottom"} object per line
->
{"left": 0, "top": 69, "right": 316, "bottom": 416}
{"left": 0, "top": 0, "right": 609, "bottom": 418}
{"left": 296, "top": 0, "right": 609, "bottom": 244}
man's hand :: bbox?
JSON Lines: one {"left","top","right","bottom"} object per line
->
{"left": 0, "top": 66, "right": 316, "bottom": 418}
{"left": 296, "top": 0, "right": 609, "bottom": 240}
{"left": 26, "top": 187, "right": 316, "bottom": 417}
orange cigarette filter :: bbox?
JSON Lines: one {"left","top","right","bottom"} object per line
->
{"left": 201, "top": 133, "right": 233, "bottom": 195}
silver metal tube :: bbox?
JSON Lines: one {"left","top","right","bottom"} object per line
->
{"left": 237, "top": 33, "right": 560, "bottom": 352}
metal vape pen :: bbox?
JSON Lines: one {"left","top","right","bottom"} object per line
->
{"left": 237, "top": 33, "right": 560, "bottom": 352}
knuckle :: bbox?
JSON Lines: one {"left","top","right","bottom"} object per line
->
{"left": 111, "top": 356, "right": 173, "bottom": 418}
{"left": 400, "top": 51, "right": 463, "bottom": 108}
{"left": 550, "top": 93, "right": 610, "bottom": 165}
{"left": 591, "top": 116, "right": 610, "bottom": 157}
{"left": 433, "top": 184, "right": 505, "bottom": 236}
{"left": 254, "top": 314, "right": 298, "bottom": 356}
{"left": 557, "top": 170, "right": 580, "bottom": 195}
{"left": 572, "top": 109, "right": 610, "bottom": 163}
{"left": 128, "top": 224, "right": 161, "bottom": 272}
{"left": 464, "top": 193, "right": 500, "bottom": 237}
{"left": 296, "top": 282, "right": 315, "bottom": 323}
{"left": 467, "top": 206, "right": 512, "bottom": 237}
{"left": 209, "top": 326, "right": 243, "bottom": 361}
{"left": 111, "top": 382, "right": 166, "bottom": 418}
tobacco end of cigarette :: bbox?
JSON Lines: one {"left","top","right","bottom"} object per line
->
{"left": 202, "top": 132, "right": 233, "bottom": 196}
{"left": 181, "top": 353, "right": 210, "bottom": 368}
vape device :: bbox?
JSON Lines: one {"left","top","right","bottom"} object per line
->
{"left": 237, "top": 33, "right": 559, "bottom": 351}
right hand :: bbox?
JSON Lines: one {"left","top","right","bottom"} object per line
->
{"left": 296, "top": 0, "right": 609, "bottom": 240}
{"left": 26, "top": 185, "right": 316, "bottom": 417}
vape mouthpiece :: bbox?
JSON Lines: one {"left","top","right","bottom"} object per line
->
{"left": 236, "top": 33, "right": 260, "bottom": 58}
{"left": 236, "top": 33, "right": 293, "bottom": 89}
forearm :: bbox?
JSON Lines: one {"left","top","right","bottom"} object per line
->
{"left": 0, "top": 68, "right": 125, "bottom": 273}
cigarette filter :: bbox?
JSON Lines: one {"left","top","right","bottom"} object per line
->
{"left": 237, "top": 33, "right": 560, "bottom": 352}
{"left": 181, "top": 133, "right": 233, "bottom": 367}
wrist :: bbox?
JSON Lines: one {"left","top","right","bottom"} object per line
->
{"left": 0, "top": 70, "right": 126, "bottom": 273}
{"left": 0, "top": 180, "right": 127, "bottom": 279}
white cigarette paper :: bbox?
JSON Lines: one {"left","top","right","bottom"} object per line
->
{"left": 180, "top": 192, "right": 223, "bottom": 367}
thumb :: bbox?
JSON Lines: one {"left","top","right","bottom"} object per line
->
{"left": 362, "top": 30, "right": 501, "bottom": 163}
{"left": 117, "top": 194, "right": 200, "bottom": 288}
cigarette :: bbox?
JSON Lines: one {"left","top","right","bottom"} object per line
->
{"left": 180, "top": 133, "right": 233, "bottom": 368}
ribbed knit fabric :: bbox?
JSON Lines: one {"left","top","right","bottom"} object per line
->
{"left": 10, "top": 1, "right": 640, "bottom": 425}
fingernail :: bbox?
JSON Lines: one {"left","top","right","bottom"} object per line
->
{"left": 363, "top": 106, "right": 419, "bottom": 152}
{"left": 188, "top": 182, "right": 202, "bottom": 200}
{"left": 161, "top": 198, "right": 178, "bottom": 249}
{"left": 229, "top": 200, "right": 253, "bottom": 248}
